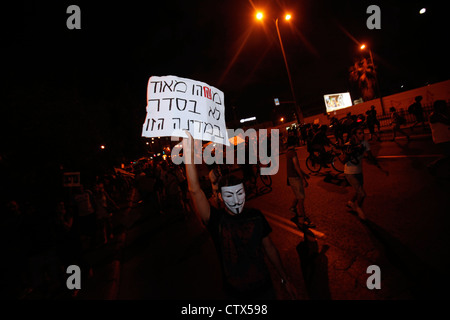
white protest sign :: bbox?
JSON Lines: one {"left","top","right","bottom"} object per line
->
{"left": 142, "top": 75, "right": 229, "bottom": 146}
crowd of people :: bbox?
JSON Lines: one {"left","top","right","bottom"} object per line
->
{"left": 0, "top": 156, "right": 193, "bottom": 299}
{"left": 184, "top": 99, "right": 448, "bottom": 300}
{"left": 0, "top": 170, "right": 130, "bottom": 299}
{"left": 1, "top": 97, "right": 448, "bottom": 300}
{"left": 285, "top": 99, "right": 449, "bottom": 228}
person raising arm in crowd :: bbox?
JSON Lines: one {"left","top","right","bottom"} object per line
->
{"left": 181, "top": 132, "right": 297, "bottom": 299}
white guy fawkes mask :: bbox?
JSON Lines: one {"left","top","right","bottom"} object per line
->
{"left": 220, "top": 183, "right": 246, "bottom": 215}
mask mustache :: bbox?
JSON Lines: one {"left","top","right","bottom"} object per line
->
{"left": 225, "top": 201, "right": 244, "bottom": 214}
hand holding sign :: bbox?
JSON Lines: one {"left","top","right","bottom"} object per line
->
{"left": 142, "top": 75, "right": 229, "bottom": 146}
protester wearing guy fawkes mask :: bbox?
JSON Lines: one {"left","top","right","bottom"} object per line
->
{"left": 182, "top": 132, "right": 297, "bottom": 300}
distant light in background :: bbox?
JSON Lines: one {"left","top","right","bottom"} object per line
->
{"left": 256, "top": 12, "right": 263, "bottom": 20}
{"left": 419, "top": 8, "right": 426, "bottom": 14}
{"left": 100, "top": 145, "right": 105, "bottom": 149}
{"left": 360, "top": 44, "right": 366, "bottom": 50}
{"left": 240, "top": 116, "right": 256, "bottom": 123}
{"left": 285, "top": 14, "right": 292, "bottom": 21}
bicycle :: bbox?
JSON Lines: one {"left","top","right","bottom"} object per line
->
{"left": 305, "top": 145, "right": 345, "bottom": 173}
{"left": 242, "top": 163, "right": 273, "bottom": 194}
{"left": 257, "top": 164, "right": 273, "bottom": 187}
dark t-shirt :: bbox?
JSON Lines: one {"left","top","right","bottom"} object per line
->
{"left": 286, "top": 148, "right": 299, "bottom": 178}
{"left": 207, "top": 206, "right": 272, "bottom": 296}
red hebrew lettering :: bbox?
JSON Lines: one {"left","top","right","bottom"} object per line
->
{"left": 203, "top": 86, "right": 212, "bottom": 100}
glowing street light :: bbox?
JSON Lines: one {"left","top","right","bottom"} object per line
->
{"left": 419, "top": 8, "right": 426, "bottom": 14}
{"left": 255, "top": 11, "right": 304, "bottom": 123}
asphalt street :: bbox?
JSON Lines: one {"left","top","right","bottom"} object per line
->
{"left": 75, "top": 128, "right": 450, "bottom": 301}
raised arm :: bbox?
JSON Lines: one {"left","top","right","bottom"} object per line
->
{"left": 182, "top": 132, "right": 211, "bottom": 224}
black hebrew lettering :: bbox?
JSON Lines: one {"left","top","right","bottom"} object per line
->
{"left": 162, "top": 98, "right": 174, "bottom": 111}
{"left": 150, "top": 81, "right": 162, "bottom": 93}
{"left": 176, "top": 98, "right": 187, "bottom": 111}
{"left": 188, "top": 100, "right": 201, "bottom": 114}
{"left": 174, "top": 81, "right": 187, "bottom": 93}
{"left": 185, "top": 120, "right": 197, "bottom": 131}
{"left": 156, "top": 118, "right": 164, "bottom": 130}
{"left": 214, "top": 125, "right": 224, "bottom": 138}
{"left": 203, "top": 122, "right": 214, "bottom": 135}
{"left": 148, "top": 99, "right": 161, "bottom": 112}
{"left": 163, "top": 80, "right": 174, "bottom": 92}
{"left": 192, "top": 84, "right": 203, "bottom": 96}
{"left": 172, "top": 117, "right": 181, "bottom": 130}
{"left": 176, "top": 119, "right": 191, "bottom": 131}
{"left": 186, "top": 120, "right": 193, "bottom": 131}
{"left": 146, "top": 118, "right": 165, "bottom": 131}
{"left": 171, "top": 117, "right": 225, "bottom": 142}
{"left": 190, "top": 119, "right": 202, "bottom": 133}
{"left": 213, "top": 92, "right": 222, "bottom": 105}
{"left": 208, "top": 106, "right": 221, "bottom": 120}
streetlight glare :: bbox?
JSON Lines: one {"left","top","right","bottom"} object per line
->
{"left": 419, "top": 8, "right": 426, "bottom": 14}
{"left": 285, "top": 14, "right": 292, "bottom": 21}
{"left": 256, "top": 12, "right": 263, "bottom": 20}
{"left": 360, "top": 44, "right": 366, "bottom": 50}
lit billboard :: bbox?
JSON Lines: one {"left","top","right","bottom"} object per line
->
{"left": 324, "top": 92, "right": 352, "bottom": 113}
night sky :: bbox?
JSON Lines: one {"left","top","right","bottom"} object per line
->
{"left": 1, "top": 0, "right": 449, "bottom": 182}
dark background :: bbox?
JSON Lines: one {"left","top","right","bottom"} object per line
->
{"left": 1, "top": 0, "right": 448, "bottom": 197}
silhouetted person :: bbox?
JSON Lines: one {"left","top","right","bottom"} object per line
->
{"left": 408, "top": 95, "right": 426, "bottom": 130}
{"left": 390, "top": 107, "right": 410, "bottom": 142}
{"left": 344, "top": 127, "right": 386, "bottom": 220}
{"left": 286, "top": 135, "right": 313, "bottom": 228}
{"left": 366, "top": 105, "right": 381, "bottom": 141}
{"left": 427, "top": 100, "right": 450, "bottom": 175}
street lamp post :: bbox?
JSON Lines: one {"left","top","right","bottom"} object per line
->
{"left": 275, "top": 17, "right": 304, "bottom": 123}
{"left": 257, "top": 12, "right": 304, "bottom": 123}
{"left": 360, "top": 44, "right": 385, "bottom": 115}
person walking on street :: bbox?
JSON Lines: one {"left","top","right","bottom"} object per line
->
{"left": 427, "top": 100, "right": 450, "bottom": 176}
{"left": 181, "top": 132, "right": 297, "bottom": 299}
{"left": 93, "top": 181, "right": 119, "bottom": 245}
{"left": 409, "top": 95, "right": 426, "bottom": 131}
{"left": 344, "top": 127, "right": 387, "bottom": 221}
{"left": 366, "top": 105, "right": 381, "bottom": 141}
{"left": 286, "top": 136, "right": 314, "bottom": 228}
{"left": 73, "top": 184, "right": 96, "bottom": 249}
{"left": 389, "top": 107, "right": 410, "bottom": 142}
